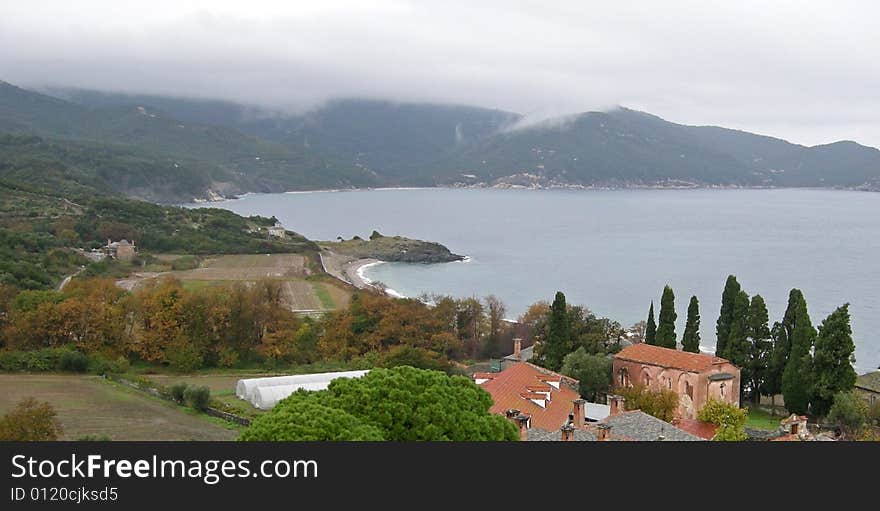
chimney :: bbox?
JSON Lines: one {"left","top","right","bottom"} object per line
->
{"left": 514, "top": 413, "right": 531, "bottom": 441}
{"left": 505, "top": 408, "right": 521, "bottom": 420}
{"left": 607, "top": 394, "right": 626, "bottom": 416}
{"left": 513, "top": 338, "right": 522, "bottom": 359}
{"left": 596, "top": 423, "right": 611, "bottom": 441}
{"left": 561, "top": 422, "right": 576, "bottom": 441}
{"left": 572, "top": 399, "right": 585, "bottom": 428}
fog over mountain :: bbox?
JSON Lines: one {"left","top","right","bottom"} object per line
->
{"left": 2, "top": 1, "right": 879, "bottom": 147}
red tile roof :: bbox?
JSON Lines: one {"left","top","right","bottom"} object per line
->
{"left": 477, "top": 363, "right": 581, "bottom": 431}
{"left": 673, "top": 418, "right": 719, "bottom": 440}
{"left": 615, "top": 343, "right": 730, "bottom": 373}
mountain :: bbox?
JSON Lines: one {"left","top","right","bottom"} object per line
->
{"left": 52, "top": 87, "right": 880, "bottom": 191}
{"left": 15, "top": 82, "right": 880, "bottom": 196}
{"left": 0, "top": 81, "right": 379, "bottom": 201}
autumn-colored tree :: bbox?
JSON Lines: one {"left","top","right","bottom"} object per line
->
{"left": 618, "top": 384, "right": 680, "bottom": 422}
{"left": 0, "top": 397, "right": 63, "bottom": 441}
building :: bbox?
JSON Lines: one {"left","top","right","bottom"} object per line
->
{"left": 500, "top": 338, "right": 535, "bottom": 370}
{"left": 509, "top": 393, "right": 703, "bottom": 441}
{"left": 855, "top": 371, "right": 880, "bottom": 407}
{"left": 106, "top": 239, "right": 137, "bottom": 262}
{"left": 612, "top": 343, "right": 741, "bottom": 419}
{"left": 267, "top": 225, "right": 286, "bottom": 238}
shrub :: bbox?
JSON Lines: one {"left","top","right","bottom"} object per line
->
{"left": 697, "top": 399, "right": 748, "bottom": 441}
{"left": 0, "top": 397, "right": 63, "bottom": 441}
{"left": 24, "top": 348, "right": 65, "bottom": 372}
{"left": 183, "top": 385, "right": 211, "bottom": 411}
{"left": 618, "top": 383, "right": 680, "bottom": 422}
{"left": 827, "top": 390, "right": 869, "bottom": 438}
{"left": 0, "top": 351, "right": 26, "bottom": 371}
{"left": 167, "top": 342, "right": 203, "bottom": 373}
{"left": 59, "top": 350, "right": 89, "bottom": 372}
{"left": 169, "top": 383, "right": 189, "bottom": 403}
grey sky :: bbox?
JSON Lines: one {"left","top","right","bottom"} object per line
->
{"left": 1, "top": 1, "right": 878, "bottom": 147}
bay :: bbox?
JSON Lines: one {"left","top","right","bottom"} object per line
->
{"left": 205, "top": 188, "right": 880, "bottom": 373}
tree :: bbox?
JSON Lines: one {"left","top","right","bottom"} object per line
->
{"left": 715, "top": 275, "right": 742, "bottom": 358}
{"left": 681, "top": 295, "right": 701, "bottom": 353}
{"left": 240, "top": 399, "right": 385, "bottom": 441}
{"left": 617, "top": 384, "right": 679, "bottom": 422}
{"left": 723, "top": 290, "right": 751, "bottom": 402}
{"left": 763, "top": 289, "right": 804, "bottom": 413}
{"left": 536, "top": 292, "right": 571, "bottom": 370}
{"left": 781, "top": 292, "right": 815, "bottom": 415}
{"left": 0, "top": 397, "right": 63, "bottom": 441}
{"left": 245, "top": 367, "right": 519, "bottom": 441}
{"left": 827, "top": 390, "right": 869, "bottom": 440}
{"left": 745, "top": 295, "right": 772, "bottom": 404}
{"left": 811, "top": 304, "right": 857, "bottom": 417}
{"left": 483, "top": 295, "right": 507, "bottom": 358}
{"left": 559, "top": 347, "right": 612, "bottom": 401}
{"left": 645, "top": 301, "right": 657, "bottom": 346}
{"left": 655, "top": 286, "right": 677, "bottom": 349}
{"left": 697, "top": 399, "right": 747, "bottom": 441}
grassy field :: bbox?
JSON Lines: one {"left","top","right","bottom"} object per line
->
{"left": 0, "top": 374, "right": 240, "bottom": 440}
{"left": 746, "top": 406, "right": 784, "bottom": 431}
{"left": 119, "top": 254, "right": 352, "bottom": 311}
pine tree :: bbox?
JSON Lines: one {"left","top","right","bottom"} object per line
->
{"left": 645, "top": 301, "right": 657, "bottom": 346}
{"left": 781, "top": 293, "right": 815, "bottom": 415}
{"left": 538, "top": 291, "right": 571, "bottom": 370}
{"left": 715, "top": 275, "right": 741, "bottom": 358}
{"left": 763, "top": 289, "right": 803, "bottom": 412}
{"left": 811, "top": 304, "right": 857, "bottom": 417}
{"left": 681, "top": 295, "right": 701, "bottom": 353}
{"left": 655, "top": 286, "right": 677, "bottom": 349}
{"left": 746, "top": 295, "right": 772, "bottom": 404}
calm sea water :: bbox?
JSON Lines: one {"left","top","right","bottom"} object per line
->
{"left": 204, "top": 188, "right": 880, "bottom": 373}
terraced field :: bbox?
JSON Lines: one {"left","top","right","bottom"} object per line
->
{"left": 119, "top": 254, "right": 352, "bottom": 311}
{"left": 0, "top": 374, "right": 239, "bottom": 440}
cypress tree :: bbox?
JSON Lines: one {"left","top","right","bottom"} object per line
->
{"left": 645, "top": 301, "right": 657, "bottom": 346}
{"left": 539, "top": 291, "right": 571, "bottom": 370}
{"left": 746, "top": 295, "right": 772, "bottom": 404}
{"left": 781, "top": 294, "right": 815, "bottom": 415}
{"left": 811, "top": 304, "right": 857, "bottom": 417}
{"left": 724, "top": 290, "right": 751, "bottom": 402}
{"left": 715, "top": 275, "right": 741, "bottom": 358}
{"left": 656, "top": 286, "right": 677, "bottom": 349}
{"left": 763, "top": 289, "right": 804, "bottom": 414}
{"left": 681, "top": 295, "right": 701, "bottom": 353}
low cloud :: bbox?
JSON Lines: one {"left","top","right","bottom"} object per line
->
{"left": 1, "top": 1, "right": 878, "bottom": 146}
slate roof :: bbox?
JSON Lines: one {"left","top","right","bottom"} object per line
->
{"left": 615, "top": 344, "right": 730, "bottom": 373}
{"left": 601, "top": 411, "right": 703, "bottom": 441}
{"left": 503, "top": 344, "right": 535, "bottom": 362}
{"left": 856, "top": 371, "right": 880, "bottom": 393}
{"left": 527, "top": 428, "right": 598, "bottom": 441}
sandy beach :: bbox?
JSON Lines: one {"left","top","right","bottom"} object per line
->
{"left": 319, "top": 249, "right": 381, "bottom": 289}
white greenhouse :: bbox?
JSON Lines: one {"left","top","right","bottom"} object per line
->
{"left": 235, "top": 370, "right": 370, "bottom": 409}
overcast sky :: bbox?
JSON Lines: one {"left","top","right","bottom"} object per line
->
{"left": 1, "top": 1, "right": 878, "bottom": 147}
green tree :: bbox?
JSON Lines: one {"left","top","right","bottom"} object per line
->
{"left": 697, "top": 399, "right": 747, "bottom": 441}
{"left": 655, "top": 285, "right": 677, "bottom": 349}
{"left": 781, "top": 293, "right": 815, "bottom": 415}
{"left": 240, "top": 399, "right": 385, "bottom": 441}
{"left": 827, "top": 390, "right": 869, "bottom": 439}
{"left": 0, "top": 397, "right": 63, "bottom": 441}
{"left": 537, "top": 291, "right": 571, "bottom": 370}
{"left": 618, "top": 384, "right": 679, "bottom": 422}
{"left": 763, "top": 289, "right": 804, "bottom": 413}
{"left": 745, "top": 295, "right": 772, "bottom": 405}
{"left": 681, "top": 295, "right": 701, "bottom": 353}
{"left": 645, "top": 301, "right": 657, "bottom": 346}
{"left": 715, "top": 275, "right": 742, "bottom": 358}
{"left": 723, "top": 290, "right": 751, "bottom": 403}
{"left": 244, "top": 367, "right": 518, "bottom": 441}
{"left": 559, "top": 347, "right": 612, "bottom": 401}
{"left": 811, "top": 304, "right": 857, "bottom": 417}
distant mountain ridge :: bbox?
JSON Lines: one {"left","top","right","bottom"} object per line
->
{"left": 2, "top": 80, "right": 878, "bottom": 203}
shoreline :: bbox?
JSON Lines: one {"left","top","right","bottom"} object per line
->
{"left": 186, "top": 184, "right": 879, "bottom": 205}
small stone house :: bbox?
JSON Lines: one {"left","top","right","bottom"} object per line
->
{"left": 612, "top": 344, "right": 741, "bottom": 419}
{"left": 855, "top": 371, "right": 880, "bottom": 407}
{"left": 107, "top": 239, "right": 137, "bottom": 262}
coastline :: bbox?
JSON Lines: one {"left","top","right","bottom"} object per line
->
{"left": 186, "top": 183, "right": 879, "bottom": 205}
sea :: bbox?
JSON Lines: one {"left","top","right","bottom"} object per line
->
{"left": 201, "top": 187, "right": 880, "bottom": 373}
